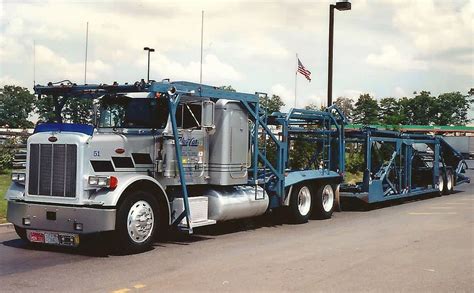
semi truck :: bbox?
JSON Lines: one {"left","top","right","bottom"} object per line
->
{"left": 5, "top": 80, "right": 469, "bottom": 253}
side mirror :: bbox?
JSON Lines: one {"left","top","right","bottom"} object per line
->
{"left": 202, "top": 100, "right": 215, "bottom": 129}
{"left": 92, "top": 103, "right": 99, "bottom": 126}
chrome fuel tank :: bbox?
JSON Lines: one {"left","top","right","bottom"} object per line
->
{"left": 204, "top": 186, "right": 269, "bottom": 221}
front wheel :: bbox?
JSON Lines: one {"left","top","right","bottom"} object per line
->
{"left": 14, "top": 225, "right": 28, "bottom": 242}
{"left": 115, "top": 191, "right": 160, "bottom": 254}
{"left": 312, "top": 184, "right": 335, "bottom": 219}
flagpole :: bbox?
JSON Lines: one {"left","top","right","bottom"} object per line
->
{"left": 294, "top": 53, "right": 298, "bottom": 108}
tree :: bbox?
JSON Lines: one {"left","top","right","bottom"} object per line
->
{"left": 35, "top": 95, "right": 58, "bottom": 123}
{"left": 352, "top": 94, "right": 379, "bottom": 125}
{"left": 63, "top": 98, "right": 94, "bottom": 124}
{"left": 36, "top": 96, "right": 94, "bottom": 124}
{"left": 397, "top": 97, "right": 412, "bottom": 125}
{"left": 218, "top": 85, "right": 236, "bottom": 92}
{"left": 334, "top": 97, "right": 354, "bottom": 121}
{"left": 406, "top": 91, "right": 436, "bottom": 125}
{"left": 433, "top": 92, "right": 472, "bottom": 126}
{"left": 379, "top": 97, "right": 406, "bottom": 125}
{"left": 0, "top": 85, "right": 35, "bottom": 128}
{"left": 260, "top": 94, "right": 285, "bottom": 114}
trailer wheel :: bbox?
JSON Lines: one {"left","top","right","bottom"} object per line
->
{"left": 14, "top": 225, "right": 28, "bottom": 242}
{"left": 443, "top": 169, "right": 454, "bottom": 195}
{"left": 115, "top": 190, "right": 160, "bottom": 254}
{"left": 437, "top": 172, "right": 444, "bottom": 196}
{"left": 289, "top": 184, "right": 313, "bottom": 223}
{"left": 312, "top": 184, "right": 335, "bottom": 219}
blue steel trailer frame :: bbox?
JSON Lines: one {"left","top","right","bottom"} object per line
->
{"left": 340, "top": 128, "right": 470, "bottom": 204}
{"left": 34, "top": 80, "right": 346, "bottom": 232}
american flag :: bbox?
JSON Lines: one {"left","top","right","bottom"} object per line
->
{"left": 297, "top": 58, "right": 311, "bottom": 82}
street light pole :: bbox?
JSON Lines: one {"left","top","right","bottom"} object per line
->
{"left": 143, "top": 47, "right": 155, "bottom": 83}
{"left": 327, "top": 1, "right": 351, "bottom": 106}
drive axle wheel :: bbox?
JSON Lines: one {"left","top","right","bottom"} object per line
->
{"left": 116, "top": 191, "right": 160, "bottom": 254}
{"left": 289, "top": 184, "right": 313, "bottom": 224}
{"left": 312, "top": 184, "right": 335, "bottom": 219}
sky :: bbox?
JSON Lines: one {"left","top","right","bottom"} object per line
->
{"left": 0, "top": 0, "right": 473, "bottom": 115}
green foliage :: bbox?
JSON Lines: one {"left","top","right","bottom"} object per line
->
{"left": 334, "top": 97, "right": 354, "bottom": 121}
{"left": 219, "top": 85, "right": 236, "bottom": 92}
{"left": 260, "top": 94, "right": 285, "bottom": 114}
{"left": 63, "top": 98, "right": 94, "bottom": 124}
{"left": 0, "top": 85, "right": 35, "bottom": 128}
{"left": 304, "top": 103, "right": 324, "bottom": 111}
{"left": 345, "top": 153, "right": 365, "bottom": 174}
{"left": 352, "top": 94, "right": 379, "bottom": 125}
{"left": 35, "top": 95, "right": 57, "bottom": 123}
{"left": 379, "top": 97, "right": 406, "bottom": 126}
{"left": 0, "top": 171, "right": 10, "bottom": 223}
{"left": 405, "top": 91, "right": 435, "bottom": 125}
{"left": 434, "top": 92, "right": 472, "bottom": 125}
{"left": 35, "top": 95, "right": 93, "bottom": 124}
{"left": 258, "top": 94, "right": 284, "bottom": 167}
{"left": 0, "top": 137, "right": 19, "bottom": 172}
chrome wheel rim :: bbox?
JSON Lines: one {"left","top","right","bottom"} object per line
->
{"left": 297, "top": 186, "right": 312, "bottom": 216}
{"left": 127, "top": 200, "right": 154, "bottom": 244}
{"left": 438, "top": 175, "right": 444, "bottom": 192}
{"left": 322, "top": 185, "right": 334, "bottom": 212}
{"left": 446, "top": 173, "right": 453, "bottom": 191}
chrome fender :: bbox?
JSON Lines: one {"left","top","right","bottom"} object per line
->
{"left": 90, "top": 174, "right": 171, "bottom": 225}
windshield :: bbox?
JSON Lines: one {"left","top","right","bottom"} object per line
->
{"left": 99, "top": 96, "right": 169, "bottom": 129}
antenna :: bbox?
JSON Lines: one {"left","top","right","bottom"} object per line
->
{"left": 33, "top": 40, "right": 36, "bottom": 87}
{"left": 200, "top": 10, "right": 204, "bottom": 84}
{"left": 84, "top": 21, "right": 89, "bottom": 84}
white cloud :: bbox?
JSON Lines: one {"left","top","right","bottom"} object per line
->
{"left": 35, "top": 45, "right": 111, "bottom": 83}
{"left": 393, "top": 86, "right": 406, "bottom": 97}
{"left": 0, "top": 75, "right": 23, "bottom": 87}
{"left": 271, "top": 83, "right": 323, "bottom": 111}
{"left": 366, "top": 45, "right": 428, "bottom": 71}
{"left": 144, "top": 53, "right": 242, "bottom": 85}
{"left": 391, "top": 0, "right": 473, "bottom": 54}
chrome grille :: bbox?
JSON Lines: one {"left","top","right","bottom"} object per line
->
{"left": 28, "top": 144, "right": 77, "bottom": 197}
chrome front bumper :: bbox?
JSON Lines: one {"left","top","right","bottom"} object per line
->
{"left": 7, "top": 201, "right": 116, "bottom": 234}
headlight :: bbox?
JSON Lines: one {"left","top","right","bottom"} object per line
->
{"left": 12, "top": 172, "right": 26, "bottom": 183}
{"left": 88, "top": 176, "right": 118, "bottom": 189}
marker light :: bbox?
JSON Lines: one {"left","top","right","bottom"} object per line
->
{"left": 12, "top": 173, "right": 26, "bottom": 183}
{"left": 88, "top": 176, "right": 118, "bottom": 189}
{"left": 22, "top": 217, "right": 31, "bottom": 226}
{"left": 74, "top": 222, "right": 83, "bottom": 231}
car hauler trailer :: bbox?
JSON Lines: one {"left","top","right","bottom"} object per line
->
{"left": 340, "top": 128, "right": 469, "bottom": 203}
{"left": 5, "top": 80, "right": 347, "bottom": 252}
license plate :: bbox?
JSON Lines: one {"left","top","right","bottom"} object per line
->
{"left": 27, "top": 230, "right": 79, "bottom": 247}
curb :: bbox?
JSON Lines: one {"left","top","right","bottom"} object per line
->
{"left": 0, "top": 222, "right": 14, "bottom": 234}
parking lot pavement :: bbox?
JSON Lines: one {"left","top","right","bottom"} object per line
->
{"left": 0, "top": 166, "right": 473, "bottom": 292}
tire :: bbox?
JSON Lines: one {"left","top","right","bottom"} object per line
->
{"left": 115, "top": 190, "right": 160, "bottom": 254}
{"left": 14, "top": 225, "right": 28, "bottom": 242}
{"left": 437, "top": 171, "right": 444, "bottom": 196}
{"left": 312, "top": 184, "right": 335, "bottom": 219}
{"left": 443, "top": 169, "right": 454, "bottom": 195}
{"left": 289, "top": 184, "right": 313, "bottom": 224}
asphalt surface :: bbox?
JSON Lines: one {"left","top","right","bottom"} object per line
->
{"left": 1, "top": 167, "right": 473, "bottom": 292}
